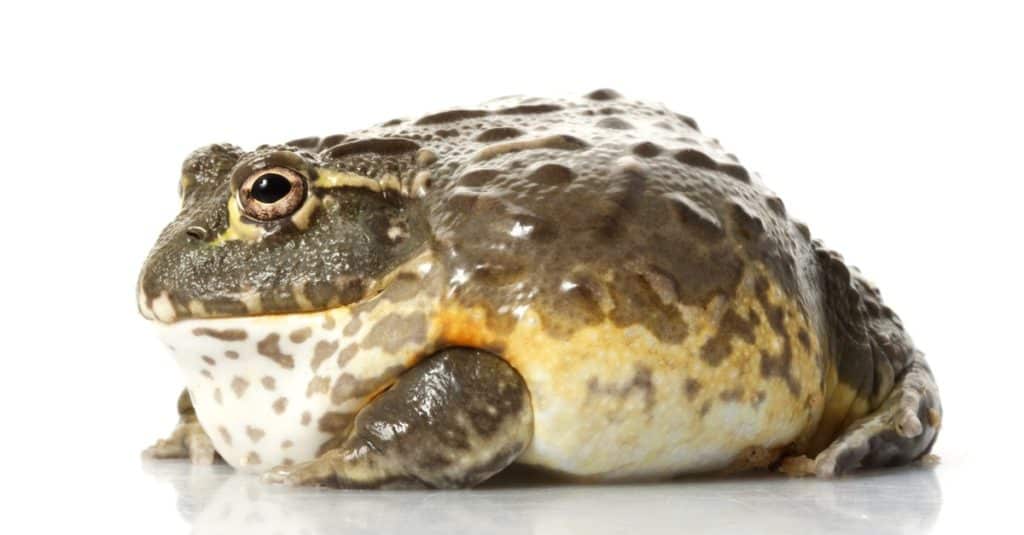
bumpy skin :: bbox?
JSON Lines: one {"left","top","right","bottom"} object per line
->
{"left": 139, "top": 90, "right": 940, "bottom": 487}
{"left": 264, "top": 348, "right": 532, "bottom": 489}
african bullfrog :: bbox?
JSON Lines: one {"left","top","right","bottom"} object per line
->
{"left": 139, "top": 90, "right": 941, "bottom": 488}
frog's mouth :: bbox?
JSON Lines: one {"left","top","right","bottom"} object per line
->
{"left": 137, "top": 246, "right": 440, "bottom": 325}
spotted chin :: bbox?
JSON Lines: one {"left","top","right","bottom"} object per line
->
{"left": 153, "top": 253, "right": 444, "bottom": 472}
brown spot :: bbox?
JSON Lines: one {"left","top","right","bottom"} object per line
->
{"left": 301, "top": 411, "right": 311, "bottom": 426}
{"left": 319, "top": 133, "right": 348, "bottom": 148}
{"left": 684, "top": 378, "right": 702, "bottom": 401}
{"left": 761, "top": 304, "right": 801, "bottom": 395}
{"left": 342, "top": 315, "right": 362, "bottom": 336}
{"left": 496, "top": 104, "right": 563, "bottom": 115}
{"left": 586, "top": 365, "right": 656, "bottom": 412}
{"left": 289, "top": 328, "right": 312, "bottom": 344}
{"left": 231, "top": 376, "right": 249, "bottom": 398}
{"left": 244, "top": 452, "right": 261, "bottom": 465}
{"left": 676, "top": 113, "right": 699, "bottom": 130}
{"left": 224, "top": 350, "right": 239, "bottom": 360}
{"left": 286, "top": 136, "right": 319, "bottom": 149}
{"left": 218, "top": 426, "right": 232, "bottom": 445}
{"left": 766, "top": 196, "right": 786, "bottom": 216}
{"left": 311, "top": 340, "right": 340, "bottom": 371}
{"left": 306, "top": 375, "right": 331, "bottom": 397}
{"left": 797, "top": 329, "right": 810, "bottom": 350}
{"left": 730, "top": 202, "right": 766, "bottom": 241}
{"left": 362, "top": 312, "right": 427, "bottom": 353}
{"left": 586, "top": 88, "right": 621, "bottom": 100}
{"left": 325, "top": 137, "right": 420, "bottom": 158}
{"left": 475, "top": 127, "right": 524, "bottom": 142}
{"left": 200, "top": 369, "right": 213, "bottom": 380}
{"left": 752, "top": 390, "right": 768, "bottom": 407}
{"left": 318, "top": 411, "right": 355, "bottom": 434}
{"left": 415, "top": 109, "right": 489, "bottom": 125}
{"left": 524, "top": 163, "right": 575, "bottom": 186}
{"left": 382, "top": 272, "right": 422, "bottom": 302}
{"left": 272, "top": 397, "right": 288, "bottom": 414}
{"left": 246, "top": 426, "right": 265, "bottom": 443}
{"left": 192, "top": 327, "right": 247, "bottom": 341}
{"left": 702, "top": 309, "right": 758, "bottom": 366}
{"left": 337, "top": 344, "right": 359, "bottom": 367}
{"left": 596, "top": 117, "right": 633, "bottom": 130}
{"left": 699, "top": 400, "right": 712, "bottom": 417}
{"left": 459, "top": 169, "right": 501, "bottom": 187}
{"left": 281, "top": 458, "right": 295, "bottom": 466}
{"left": 322, "top": 315, "right": 336, "bottom": 330}
{"left": 201, "top": 355, "right": 216, "bottom": 366}
{"left": 719, "top": 164, "right": 751, "bottom": 183}
{"left": 213, "top": 388, "right": 223, "bottom": 405}
{"left": 632, "top": 141, "right": 663, "bottom": 157}
{"left": 261, "top": 376, "right": 276, "bottom": 390}
{"left": 719, "top": 388, "right": 744, "bottom": 402}
{"left": 674, "top": 149, "right": 717, "bottom": 169}
{"left": 257, "top": 334, "right": 295, "bottom": 369}
{"left": 330, "top": 365, "right": 406, "bottom": 404}
{"left": 281, "top": 440, "right": 294, "bottom": 449}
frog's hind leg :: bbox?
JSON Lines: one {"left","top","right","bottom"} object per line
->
{"left": 143, "top": 389, "right": 220, "bottom": 465}
{"left": 264, "top": 347, "right": 533, "bottom": 489}
{"left": 787, "top": 351, "right": 940, "bottom": 477}
{"left": 783, "top": 246, "right": 941, "bottom": 477}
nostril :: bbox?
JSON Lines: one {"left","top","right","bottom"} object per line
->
{"left": 185, "top": 226, "right": 208, "bottom": 241}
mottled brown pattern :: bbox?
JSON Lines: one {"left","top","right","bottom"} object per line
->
{"left": 362, "top": 313, "right": 427, "bottom": 353}
{"left": 330, "top": 365, "right": 407, "bottom": 404}
{"left": 256, "top": 333, "right": 295, "bottom": 369}
{"left": 702, "top": 309, "right": 758, "bottom": 366}
{"left": 311, "top": 340, "right": 339, "bottom": 371}
{"left": 230, "top": 376, "right": 249, "bottom": 398}
{"left": 306, "top": 375, "right": 331, "bottom": 397}
{"left": 289, "top": 327, "right": 312, "bottom": 344}
{"left": 192, "top": 327, "right": 247, "bottom": 341}
{"left": 246, "top": 426, "right": 265, "bottom": 442}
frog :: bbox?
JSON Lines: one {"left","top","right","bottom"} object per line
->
{"left": 139, "top": 89, "right": 941, "bottom": 488}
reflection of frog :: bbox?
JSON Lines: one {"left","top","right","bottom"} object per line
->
{"left": 140, "top": 90, "right": 941, "bottom": 488}
{"left": 143, "top": 460, "right": 942, "bottom": 534}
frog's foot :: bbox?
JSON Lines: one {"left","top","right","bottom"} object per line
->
{"left": 264, "top": 347, "right": 533, "bottom": 489}
{"left": 783, "top": 353, "right": 941, "bottom": 477}
{"left": 143, "top": 421, "right": 219, "bottom": 465}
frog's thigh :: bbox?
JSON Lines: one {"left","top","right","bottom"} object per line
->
{"left": 783, "top": 352, "right": 941, "bottom": 477}
{"left": 264, "top": 347, "right": 533, "bottom": 489}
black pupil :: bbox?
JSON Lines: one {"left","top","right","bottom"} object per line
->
{"left": 251, "top": 173, "right": 293, "bottom": 203}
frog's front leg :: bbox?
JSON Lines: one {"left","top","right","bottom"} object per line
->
{"left": 264, "top": 348, "right": 533, "bottom": 489}
{"left": 143, "top": 389, "right": 219, "bottom": 465}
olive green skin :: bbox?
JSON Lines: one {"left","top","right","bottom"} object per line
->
{"left": 140, "top": 144, "right": 428, "bottom": 318}
{"left": 140, "top": 89, "right": 940, "bottom": 483}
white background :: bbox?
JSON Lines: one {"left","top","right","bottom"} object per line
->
{"left": 2, "top": 1, "right": 1021, "bottom": 533}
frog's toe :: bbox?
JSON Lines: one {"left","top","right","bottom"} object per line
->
{"left": 263, "top": 455, "right": 338, "bottom": 487}
{"left": 143, "top": 422, "right": 218, "bottom": 465}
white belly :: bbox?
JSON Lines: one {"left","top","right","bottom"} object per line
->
{"left": 157, "top": 292, "right": 438, "bottom": 472}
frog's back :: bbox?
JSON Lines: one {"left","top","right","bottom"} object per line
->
{"left": 317, "top": 90, "right": 829, "bottom": 477}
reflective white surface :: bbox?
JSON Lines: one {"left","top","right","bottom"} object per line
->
{"left": 141, "top": 461, "right": 945, "bottom": 535}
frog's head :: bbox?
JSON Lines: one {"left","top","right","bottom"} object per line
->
{"left": 137, "top": 142, "right": 428, "bottom": 323}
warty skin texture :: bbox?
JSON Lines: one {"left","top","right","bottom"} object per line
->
{"left": 140, "top": 89, "right": 940, "bottom": 487}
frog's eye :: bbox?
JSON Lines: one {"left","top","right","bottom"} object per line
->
{"left": 238, "top": 167, "right": 307, "bottom": 220}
